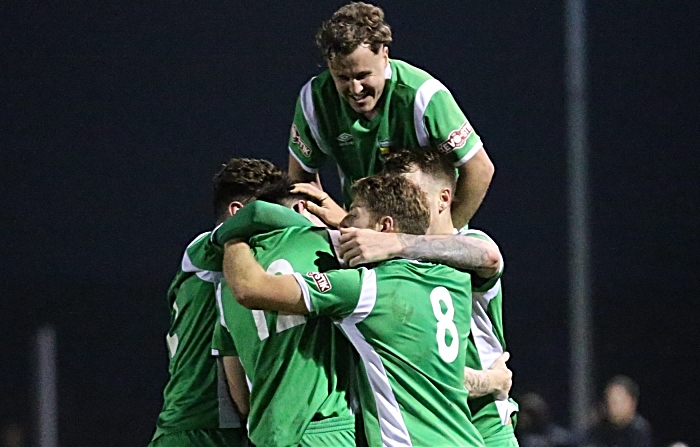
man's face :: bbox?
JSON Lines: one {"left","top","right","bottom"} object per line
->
{"left": 328, "top": 44, "right": 389, "bottom": 120}
{"left": 339, "top": 201, "right": 376, "bottom": 229}
{"left": 605, "top": 384, "right": 636, "bottom": 426}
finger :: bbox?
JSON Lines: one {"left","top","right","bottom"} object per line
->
{"left": 341, "top": 246, "right": 363, "bottom": 264}
{"left": 338, "top": 228, "right": 358, "bottom": 243}
{"left": 500, "top": 351, "right": 510, "bottom": 362}
{"left": 291, "top": 183, "right": 326, "bottom": 200}
{"left": 348, "top": 254, "right": 363, "bottom": 267}
{"left": 305, "top": 201, "right": 328, "bottom": 219}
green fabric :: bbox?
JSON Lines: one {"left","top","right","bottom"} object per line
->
{"left": 458, "top": 228, "right": 519, "bottom": 441}
{"left": 153, "top": 233, "right": 240, "bottom": 438}
{"left": 148, "top": 427, "right": 248, "bottom": 447}
{"left": 482, "top": 423, "right": 519, "bottom": 447}
{"left": 216, "top": 206, "right": 355, "bottom": 447}
{"left": 300, "top": 259, "right": 485, "bottom": 447}
{"left": 299, "top": 415, "right": 356, "bottom": 447}
{"left": 289, "top": 59, "right": 483, "bottom": 206}
{"left": 213, "top": 201, "right": 312, "bottom": 247}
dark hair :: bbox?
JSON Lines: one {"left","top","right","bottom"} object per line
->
{"left": 316, "top": 2, "right": 393, "bottom": 62}
{"left": 382, "top": 148, "right": 457, "bottom": 190}
{"left": 606, "top": 375, "right": 640, "bottom": 401}
{"left": 351, "top": 174, "right": 430, "bottom": 235}
{"left": 212, "top": 158, "right": 284, "bottom": 222}
{"left": 254, "top": 175, "right": 319, "bottom": 208}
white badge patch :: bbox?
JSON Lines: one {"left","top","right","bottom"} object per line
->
{"left": 307, "top": 271, "right": 332, "bottom": 293}
{"left": 291, "top": 124, "right": 312, "bottom": 157}
{"left": 438, "top": 120, "right": 473, "bottom": 154}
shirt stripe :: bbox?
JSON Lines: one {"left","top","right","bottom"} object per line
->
{"left": 339, "top": 270, "right": 413, "bottom": 447}
{"left": 300, "top": 78, "right": 328, "bottom": 155}
{"left": 413, "top": 79, "right": 448, "bottom": 147}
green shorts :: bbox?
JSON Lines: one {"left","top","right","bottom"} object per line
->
{"left": 149, "top": 428, "right": 248, "bottom": 447}
{"left": 299, "top": 414, "right": 356, "bottom": 447}
{"left": 483, "top": 424, "right": 519, "bottom": 447}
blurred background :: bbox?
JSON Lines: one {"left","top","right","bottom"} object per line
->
{"left": 1, "top": 1, "right": 698, "bottom": 446}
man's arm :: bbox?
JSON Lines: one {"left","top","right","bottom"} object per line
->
{"left": 452, "top": 147, "right": 494, "bottom": 228}
{"left": 338, "top": 228, "right": 501, "bottom": 277}
{"left": 222, "top": 356, "right": 250, "bottom": 418}
{"left": 222, "top": 241, "right": 308, "bottom": 315}
{"left": 464, "top": 352, "right": 512, "bottom": 400}
{"left": 288, "top": 154, "right": 322, "bottom": 187}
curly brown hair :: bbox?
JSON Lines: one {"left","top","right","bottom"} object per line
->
{"left": 212, "top": 158, "right": 284, "bottom": 222}
{"left": 351, "top": 174, "right": 430, "bottom": 235}
{"left": 316, "top": 2, "right": 393, "bottom": 62}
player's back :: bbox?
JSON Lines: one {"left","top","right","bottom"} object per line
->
{"left": 220, "top": 226, "right": 355, "bottom": 447}
{"left": 152, "top": 232, "right": 241, "bottom": 443}
{"left": 349, "top": 259, "right": 485, "bottom": 447}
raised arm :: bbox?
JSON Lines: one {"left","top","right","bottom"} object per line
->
{"left": 452, "top": 147, "right": 494, "bottom": 228}
{"left": 338, "top": 229, "right": 501, "bottom": 277}
{"left": 288, "top": 154, "right": 322, "bottom": 186}
{"left": 222, "top": 241, "right": 308, "bottom": 315}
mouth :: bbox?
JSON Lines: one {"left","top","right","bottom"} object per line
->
{"left": 349, "top": 93, "right": 371, "bottom": 105}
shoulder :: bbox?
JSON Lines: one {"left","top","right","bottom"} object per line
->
{"left": 391, "top": 59, "right": 435, "bottom": 87}
{"left": 307, "top": 70, "right": 336, "bottom": 94}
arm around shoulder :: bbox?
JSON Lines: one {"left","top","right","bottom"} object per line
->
{"left": 222, "top": 241, "right": 308, "bottom": 315}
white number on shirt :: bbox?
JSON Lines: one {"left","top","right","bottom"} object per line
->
{"left": 430, "top": 286, "right": 459, "bottom": 363}
{"left": 253, "top": 259, "right": 307, "bottom": 340}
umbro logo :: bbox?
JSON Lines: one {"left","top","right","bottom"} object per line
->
{"left": 337, "top": 133, "right": 354, "bottom": 146}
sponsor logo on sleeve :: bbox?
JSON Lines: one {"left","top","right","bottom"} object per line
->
{"left": 307, "top": 271, "right": 332, "bottom": 293}
{"left": 291, "top": 124, "right": 312, "bottom": 157}
{"left": 336, "top": 132, "right": 354, "bottom": 146}
{"left": 438, "top": 120, "right": 473, "bottom": 154}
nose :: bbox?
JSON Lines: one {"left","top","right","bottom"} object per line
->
{"left": 350, "top": 79, "right": 363, "bottom": 95}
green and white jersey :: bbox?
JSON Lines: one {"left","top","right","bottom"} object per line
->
{"left": 153, "top": 232, "right": 240, "bottom": 440}
{"left": 211, "top": 203, "right": 355, "bottom": 447}
{"left": 289, "top": 59, "right": 484, "bottom": 206}
{"left": 460, "top": 229, "right": 519, "bottom": 442}
{"left": 295, "top": 259, "right": 486, "bottom": 447}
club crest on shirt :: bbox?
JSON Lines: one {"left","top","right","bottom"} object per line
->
{"left": 291, "top": 124, "right": 312, "bottom": 157}
{"left": 438, "top": 120, "right": 473, "bottom": 154}
{"left": 307, "top": 272, "right": 332, "bottom": 293}
{"left": 337, "top": 132, "right": 354, "bottom": 146}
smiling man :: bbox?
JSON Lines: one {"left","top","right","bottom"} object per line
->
{"left": 287, "top": 2, "right": 494, "bottom": 228}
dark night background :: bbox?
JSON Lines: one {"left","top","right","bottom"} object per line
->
{"left": 1, "top": 1, "right": 698, "bottom": 446}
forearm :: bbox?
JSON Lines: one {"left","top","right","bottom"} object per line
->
{"left": 223, "top": 242, "right": 307, "bottom": 314}
{"left": 464, "top": 367, "right": 492, "bottom": 398}
{"left": 288, "top": 154, "right": 321, "bottom": 186}
{"left": 222, "top": 356, "right": 249, "bottom": 418}
{"left": 452, "top": 148, "right": 494, "bottom": 227}
{"left": 396, "top": 234, "right": 499, "bottom": 277}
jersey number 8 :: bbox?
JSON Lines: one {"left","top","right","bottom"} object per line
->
{"left": 430, "top": 287, "right": 459, "bottom": 363}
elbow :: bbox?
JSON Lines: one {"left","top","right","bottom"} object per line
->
{"left": 484, "top": 247, "right": 501, "bottom": 272}
{"left": 481, "top": 153, "right": 495, "bottom": 183}
{"left": 476, "top": 246, "right": 502, "bottom": 278}
{"left": 231, "top": 280, "right": 259, "bottom": 309}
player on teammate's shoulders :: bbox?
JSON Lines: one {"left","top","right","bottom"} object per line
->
{"left": 149, "top": 158, "right": 284, "bottom": 447}
{"left": 210, "top": 175, "right": 357, "bottom": 447}
{"left": 288, "top": 1, "right": 494, "bottom": 228}
{"left": 221, "top": 174, "right": 488, "bottom": 447}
